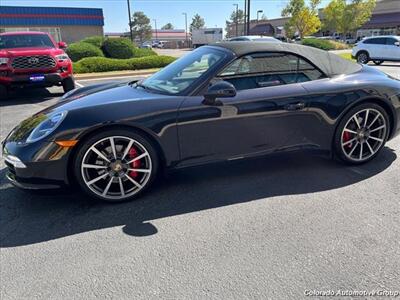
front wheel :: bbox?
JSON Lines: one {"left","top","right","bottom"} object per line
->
{"left": 0, "top": 84, "right": 9, "bottom": 100}
{"left": 74, "top": 129, "right": 159, "bottom": 202}
{"left": 373, "top": 60, "right": 384, "bottom": 65}
{"left": 62, "top": 77, "right": 75, "bottom": 93}
{"left": 334, "top": 103, "right": 389, "bottom": 165}
{"left": 356, "top": 51, "right": 369, "bottom": 64}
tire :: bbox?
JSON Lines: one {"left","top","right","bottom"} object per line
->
{"left": 74, "top": 129, "right": 159, "bottom": 203}
{"left": 0, "top": 84, "right": 9, "bottom": 100}
{"left": 334, "top": 103, "right": 390, "bottom": 165}
{"left": 62, "top": 77, "right": 75, "bottom": 93}
{"left": 356, "top": 51, "right": 369, "bottom": 64}
{"left": 373, "top": 60, "right": 384, "bottom": 65}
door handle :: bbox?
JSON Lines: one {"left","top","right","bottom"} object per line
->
{"left": 285, "top": 102, "right": 305, "bottom": 111}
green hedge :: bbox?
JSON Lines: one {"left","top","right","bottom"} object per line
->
{"left": 102, "top": 38, "right": 136, "bottom": 59}
{"left": 81, "top": 36, "right": 105, "bottom": 48}
{"left": 301, "top": 38, "right": 335, "bottom": 50}
{"left": 132, "top": 48, "right": 157, "bottom": 57}
{"left": 301, "top": 38, "right": 349, "bottom": 51}
{"left": 73, "top": 55, "right": 176, "bottom": 73}
{"left": 66, "top": 42, "right": 104, "bottom": 62}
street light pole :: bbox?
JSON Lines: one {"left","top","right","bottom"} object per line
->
{"left": 153, "top": 19, "right": 158, "bottom": 41}
{"left": 243, "top": 0, "right": 247, "bottom": 35}
{"left": 233, "top": 4, "right": 239, "bottom": 37}
{"left": 257, "top": 10, "right": 263, "bottom": 23}
{"left": 246, "top": 0, "right": 251, "bottom": 35}
{"left": 182, "top": 12, "right": 188, "bottom": 48}
{"left": 127, "top": 0, "right": 133, "bottom": 42}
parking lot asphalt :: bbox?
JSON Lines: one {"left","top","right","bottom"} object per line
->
{"left": 1, "top": 63, "right": 400, "bottom": 299}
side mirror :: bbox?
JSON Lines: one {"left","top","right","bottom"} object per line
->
{"left": 395, "top": 41, "right": 400, "bottom": 47}
{"left": 203, "top": 81, "right": 236, "bottom": 105}
{"left": 58, "top": 41, "right": 68, "bottom": 49}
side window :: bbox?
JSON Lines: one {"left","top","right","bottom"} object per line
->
{"left": 386, "top": 38, "right": 397, "bottom": 45}
{"left": 218, "top": 52, "right": 325, "bottom": 91}
{"left": 364, "top": 38, "right": 386, "bottom": 44}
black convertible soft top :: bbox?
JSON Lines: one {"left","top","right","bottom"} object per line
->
{"left": 212, "top": 41, "right": 362, "bottom": 77}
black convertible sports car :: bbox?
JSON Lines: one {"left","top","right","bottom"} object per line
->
{"left": 3, "top": 42, "right": 400, "bottom": 202}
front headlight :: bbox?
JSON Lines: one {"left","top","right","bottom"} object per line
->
{"left": 0, "top": 57, "right": 9, "bottom": 65}
{"left": 26, "top": 111, "right": 67, "bottom": 143}
{"left": 55, "top": 54, "right": 70, "bottom": 61}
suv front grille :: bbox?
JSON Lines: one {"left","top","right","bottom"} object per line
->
{"left": 11, "top": 55, "right": 56, "bottom": 70}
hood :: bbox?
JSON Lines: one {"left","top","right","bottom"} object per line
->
{"left": 51, "top": 81, "right": 163, "bottom": 112}
{"left": 0, "top": 47, "right": 63, "bottom": 57}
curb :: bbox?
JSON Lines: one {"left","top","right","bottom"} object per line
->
{"left": 75, "top": 69, "right": 159, "bottom": 80}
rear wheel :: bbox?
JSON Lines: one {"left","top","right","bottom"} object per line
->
{"left": 74, "top": 129, "right": 159, "bottom": 202}
{"left": 334, "top": 103, "right": 389, "bottom": 165}
{"left": 356, "top": 51, "right": 369, "bottom": 64}
{"left": 373, "top": 60, "right": 384, "bottom": 65}
{"left": 62, "top": 77, "right": 75, "bottom": 93}
{"left": 0, "top": 84, "right": 9, "bottom": 100}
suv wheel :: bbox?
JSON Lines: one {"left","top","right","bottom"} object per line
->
{"left": 356, "top": 51, "right": 369, "bottom": 64}
{"left": 0, "top": 84, "right": 9, "bottom": 100}
{"left": 62, "top": 77, "right": 75, "bottom": 93}
{"left": 373, "top": 60, "right": 384, "bottom": 65}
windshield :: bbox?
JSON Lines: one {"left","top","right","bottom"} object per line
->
{"left": 140, "top": 47, "right": 227, "bottom": 94}
{"left": 0, "top": 34, "right": 54, "bottom": 49}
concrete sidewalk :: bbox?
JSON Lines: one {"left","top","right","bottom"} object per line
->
{"left": 74, "top": 68, "right": 160, "bottom": 80}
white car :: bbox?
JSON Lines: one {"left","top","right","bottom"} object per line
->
{"left": 229, "top": 36, "right": 282, "bottom": 43}
{"left": 352, "top": 35, "right": 400, "bottom": 65}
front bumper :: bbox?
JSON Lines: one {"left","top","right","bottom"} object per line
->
{"left": 2, "top": 140, "right": 71, "bottom": 190}
{"left": 0, "top": 72, "right": 71, "bottom": 88}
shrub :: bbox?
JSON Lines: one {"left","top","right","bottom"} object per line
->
{"left": 301, "top": 38, "right": 349, "bottom": 51}
{"left": 81, "top": 36, "right": 105, "bottom": 48}
{"left": 102, "top": 38, "right": 136, "bottom": 59}
{"left": 66, "top": 42, "right": 104, "bottom": 62}
{"left": 301, "top": 38, "right": 335, "bottom": 50}
{"left": 132, "top": 47, "right": 157, "bottom": 57}
{"left": 73, "top": 55, "right": 176, "bottom": 73}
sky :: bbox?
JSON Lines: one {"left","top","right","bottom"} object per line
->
{"left": 2, "top": 0, "right": 332, "bottom": 33}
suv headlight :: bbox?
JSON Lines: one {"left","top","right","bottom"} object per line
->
{"left": 0, "top": 57, "right": 9, "bottom": 65}
{"left": 55, "top": 54, "right": 70, "bottom": 61}
{"left": 26, "top": 111, "right": 67, "bottom": 143}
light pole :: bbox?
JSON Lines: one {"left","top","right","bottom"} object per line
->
{"left": 233, "top": 4, "right": 239, "bottom": 37}
{"left": 244, "top": 0, "right": 247, "bottom": 35}
{"left": 182, "top": 12, "right": 188, "bottom": 48}
{"left": 246, "top": 0, "right": 251, "bottom": 35}
{"left": 127, "top": 0, "right": 133, "bottom": 42}
{"left": 257, "top": 10, "right": 263, "bottom": 23}
{"left": 153, "top": 19, "right": 158, "bottom": 41}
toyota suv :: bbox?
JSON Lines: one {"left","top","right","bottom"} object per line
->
{"left": 0, "top": 31, "right": 75, "bottom": 99}
{"left": 352, "top": 35, "right": 400, "bottom": 65}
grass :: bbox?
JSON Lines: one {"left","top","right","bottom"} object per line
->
{"left": 339, "top": 53, "right": 355, "bottom": 61}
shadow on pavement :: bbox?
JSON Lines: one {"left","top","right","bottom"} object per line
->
{"left": 0, "top": 148, "right": 397, "bottom": 247}
{"left": 0, "top": 88, "right": 63, "bottom": 107}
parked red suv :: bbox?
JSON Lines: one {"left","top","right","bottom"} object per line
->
{"left": 0, "top": 31, "right": 75, "bottom": 99}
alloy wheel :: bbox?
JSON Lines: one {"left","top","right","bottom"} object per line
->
{"left": 341, "top": 108, "right": 387, "bottom": 162}
{"left": 81, "top": 136, "right": 152, "bottom": 200}
{"left": 357, "top": 53, "right": 368, "bottom": 64}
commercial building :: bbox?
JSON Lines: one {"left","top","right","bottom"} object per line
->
{"left": 0, "top": 6, "right": 104, "bottom": 43}
{"left": 226, "top": 17, "right": 290, "bottom": 38}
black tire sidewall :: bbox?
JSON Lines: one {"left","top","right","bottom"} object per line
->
{"left": 334, "top": 103, "right": 390, "bottom": 165}
{"left": 373, "top": 60, "right": 383, "bottom": 65}
{"left": 73, "top": 129, "right": 159, "bottom": 203}
{"left": 0, "top": 84, "right": 9, "bottom": 100}
{"left": 63, "top": 77, "right": 75, "bottom": 93}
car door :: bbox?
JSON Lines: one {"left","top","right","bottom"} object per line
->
{"left": 365, "top": 37, "right": 387, "bottom": 59}
{"left": 384, "top": 37, "right": 400, "bottom": 60}
{"left": 176, "top": 52, "right": 326, "bottom": 167}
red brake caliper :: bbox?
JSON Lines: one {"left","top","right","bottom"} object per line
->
{"left": 128, "top": 147, "right": 141, "bottom": 178}
{"left": 343, "top": 131, "right": 352, "bottom": 149}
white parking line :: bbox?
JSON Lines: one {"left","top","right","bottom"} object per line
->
{"left": 75, "top": 82, "right": 84, "bottom": 88}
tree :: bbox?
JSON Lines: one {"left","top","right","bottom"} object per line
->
{"left": 161, "top": 23, "right": 174, "bottom": 30}
{"left": 190, "top": 14, "right": 205, "bottom": 32}
{"left": 225, "top": 9, "right": 245, "bottom": 38}
{"left": 282, "top": 0, "right": 321, "bottom": 39}
{"left": 130, "top": 11, "right": 152, "bottom": 43}
{"left": 323, "top": 0, "right": 376, "bottom": 37}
